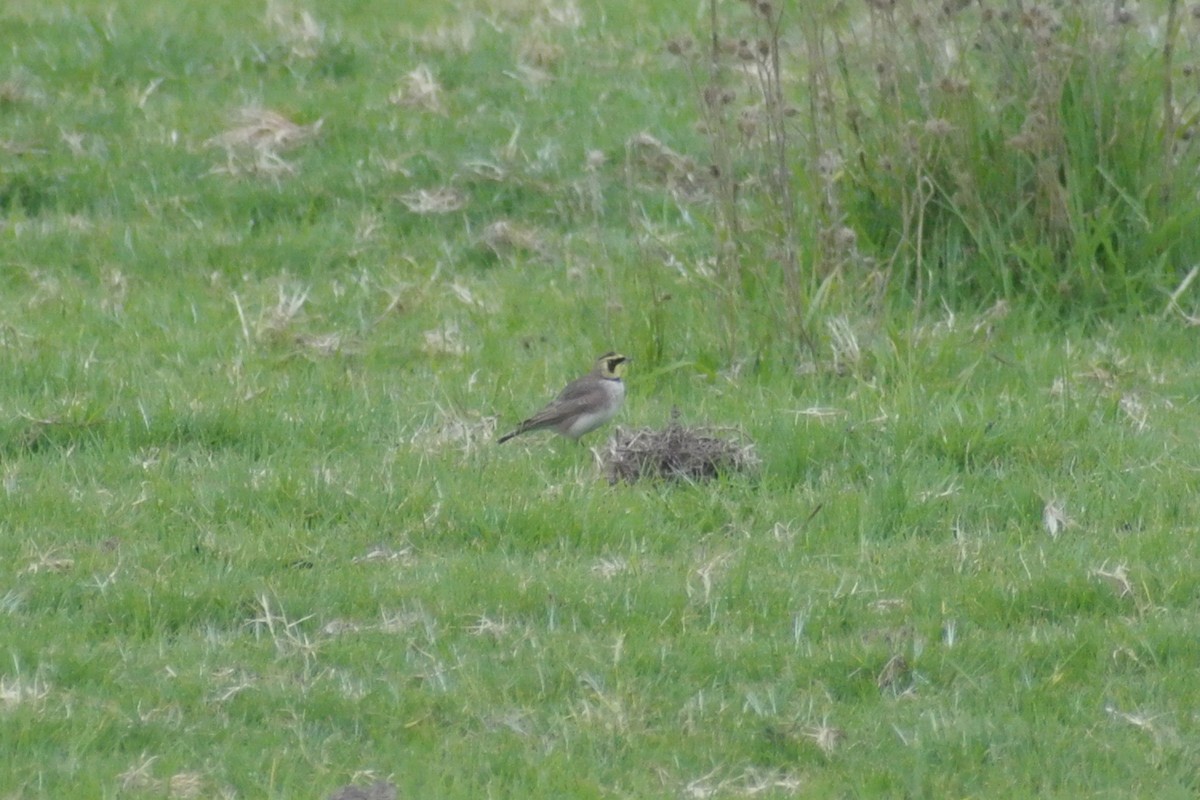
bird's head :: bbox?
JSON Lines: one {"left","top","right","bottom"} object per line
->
{"left": 596, "top": 352, "right": 629, "bottom": 379}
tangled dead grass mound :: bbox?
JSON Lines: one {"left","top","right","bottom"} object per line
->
{"left": 602, "top": 415, "right": 759, "bottom": 484}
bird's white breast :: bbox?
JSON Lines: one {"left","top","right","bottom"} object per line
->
{"left": 563, "top": 379, "right": 624, "bottom": 439}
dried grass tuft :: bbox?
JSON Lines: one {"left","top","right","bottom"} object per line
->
{"left": 208, "top": 107, "right": 322, "bottom": 152}
{"left": 0, "top": 673, "right": 50, "bottom": 709}
{"left": 803, "top": 722, "right": 845, "bottom": 756}
{"left": 876, "top": 654, "right": 913, "bottom": 694}
{"left": 399, "top": 187, "right": 467, "bottom": 214}
{"left": 292, "top": 331, "right": 357, "bottom": 358}
{"left": 231, "top": 286, "right": 354, "bottom": 357}
{"left": 601, "top": 413, "right": 758, "bottom": 484}
{"left": 684, "top": 767, "right": 803, "bottom": 798}
{"left": 389, "top": 65, "right": 444, "bottom": 113}
{"left": 1042, "top": 498, "right": 1071, "bottom": 539}
{"left": 826, "top": 316, "right": 862, "bottom": 374}
{"left": 19, "top": 545, "right": 74, "bottom": 575}
{"left": 1119, "top": 393, "right": 1148, "bottom": 431}
{"left": 118, "top": 755, "right": 208, "bottom": 799}
{"left": 206, "top": 107, "right": 323, "bottom": 176}
{"left": 251, "top": 284, "right": 310, "bottom": 341}
{"left": 266, "top": 1, "right": 325, "bottom": 59}
{"left": 1091, "top": 562, "right": 1135, "bottom": 599}
{"left": 479, "top": 219, "right": 549, "bottom": 260}
{"left": 351, "top": 544, "right": 415, "bottom": 566}
{"left": 421, "top": 323, "right": 466, "bottom": 356}
{"left": 625, "top": 132, "right": 708, "bottom": 200}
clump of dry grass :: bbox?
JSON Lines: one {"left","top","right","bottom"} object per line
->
{"left": 421, "top": 323, "right": 466, "bottom": 356}
{"left": 389, "top": 65, "right": 444, "bottom": 113}
{"left": 15, "top": 407, "right": 101, "bottom": 453}
{"left": 398, "top": 187, "right": 467, "bottom": 214}
{"left": 265, "top": 0, "right": 324, "bottom": 59}
{"left": 117, "top": 755, "right": 207, "bottom": 799}
{"left": 18, "top": 545, "right": 74, "bottom": 576}
{"left": 206, "top": 107, "right": 323, "bottom": 176}
{"left": 624, "top": 132, "right": 708, "bottom": 200}
{"left": 478, "top": 219, "right": 549, "bottom": 260}
{"left": 230, "top": 285, "right": 356, "bottom": 358}
{"left": 234, "top": 284, "right": 308, "bottom": 343}
{"left": 601, "top": 413, "right": 758, "bottom": 484}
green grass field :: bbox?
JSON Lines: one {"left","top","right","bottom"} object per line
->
{"left": 4, "top": 0, "right": 1200, "bottom": 797}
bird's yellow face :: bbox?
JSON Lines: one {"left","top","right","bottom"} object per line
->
{"left": 597, "top": 352, "right": 629, "bottom": 379}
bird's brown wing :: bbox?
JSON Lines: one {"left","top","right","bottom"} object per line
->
{"left": 498, "top": 369, "right": 620, "bottom": 442}
{"left": 554, "top": 374, "right": 606, "bottom": 404}
{"left": 518, "top": 378, "right": 608, "bottom": 430}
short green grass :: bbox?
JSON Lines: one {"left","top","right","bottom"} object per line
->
{"left": 3, "top": 0, "right": 1200, "bottom": 797}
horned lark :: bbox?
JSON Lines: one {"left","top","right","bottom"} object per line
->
{"left": 498, "top": 352, "right": 629, "bottom": 444}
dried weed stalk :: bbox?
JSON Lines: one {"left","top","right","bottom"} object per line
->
{"left": 667, "top": 0, "right": 1200, "bottom": 322}
{"left": 666, "top": 0, "right": 816, "bottom": 356}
